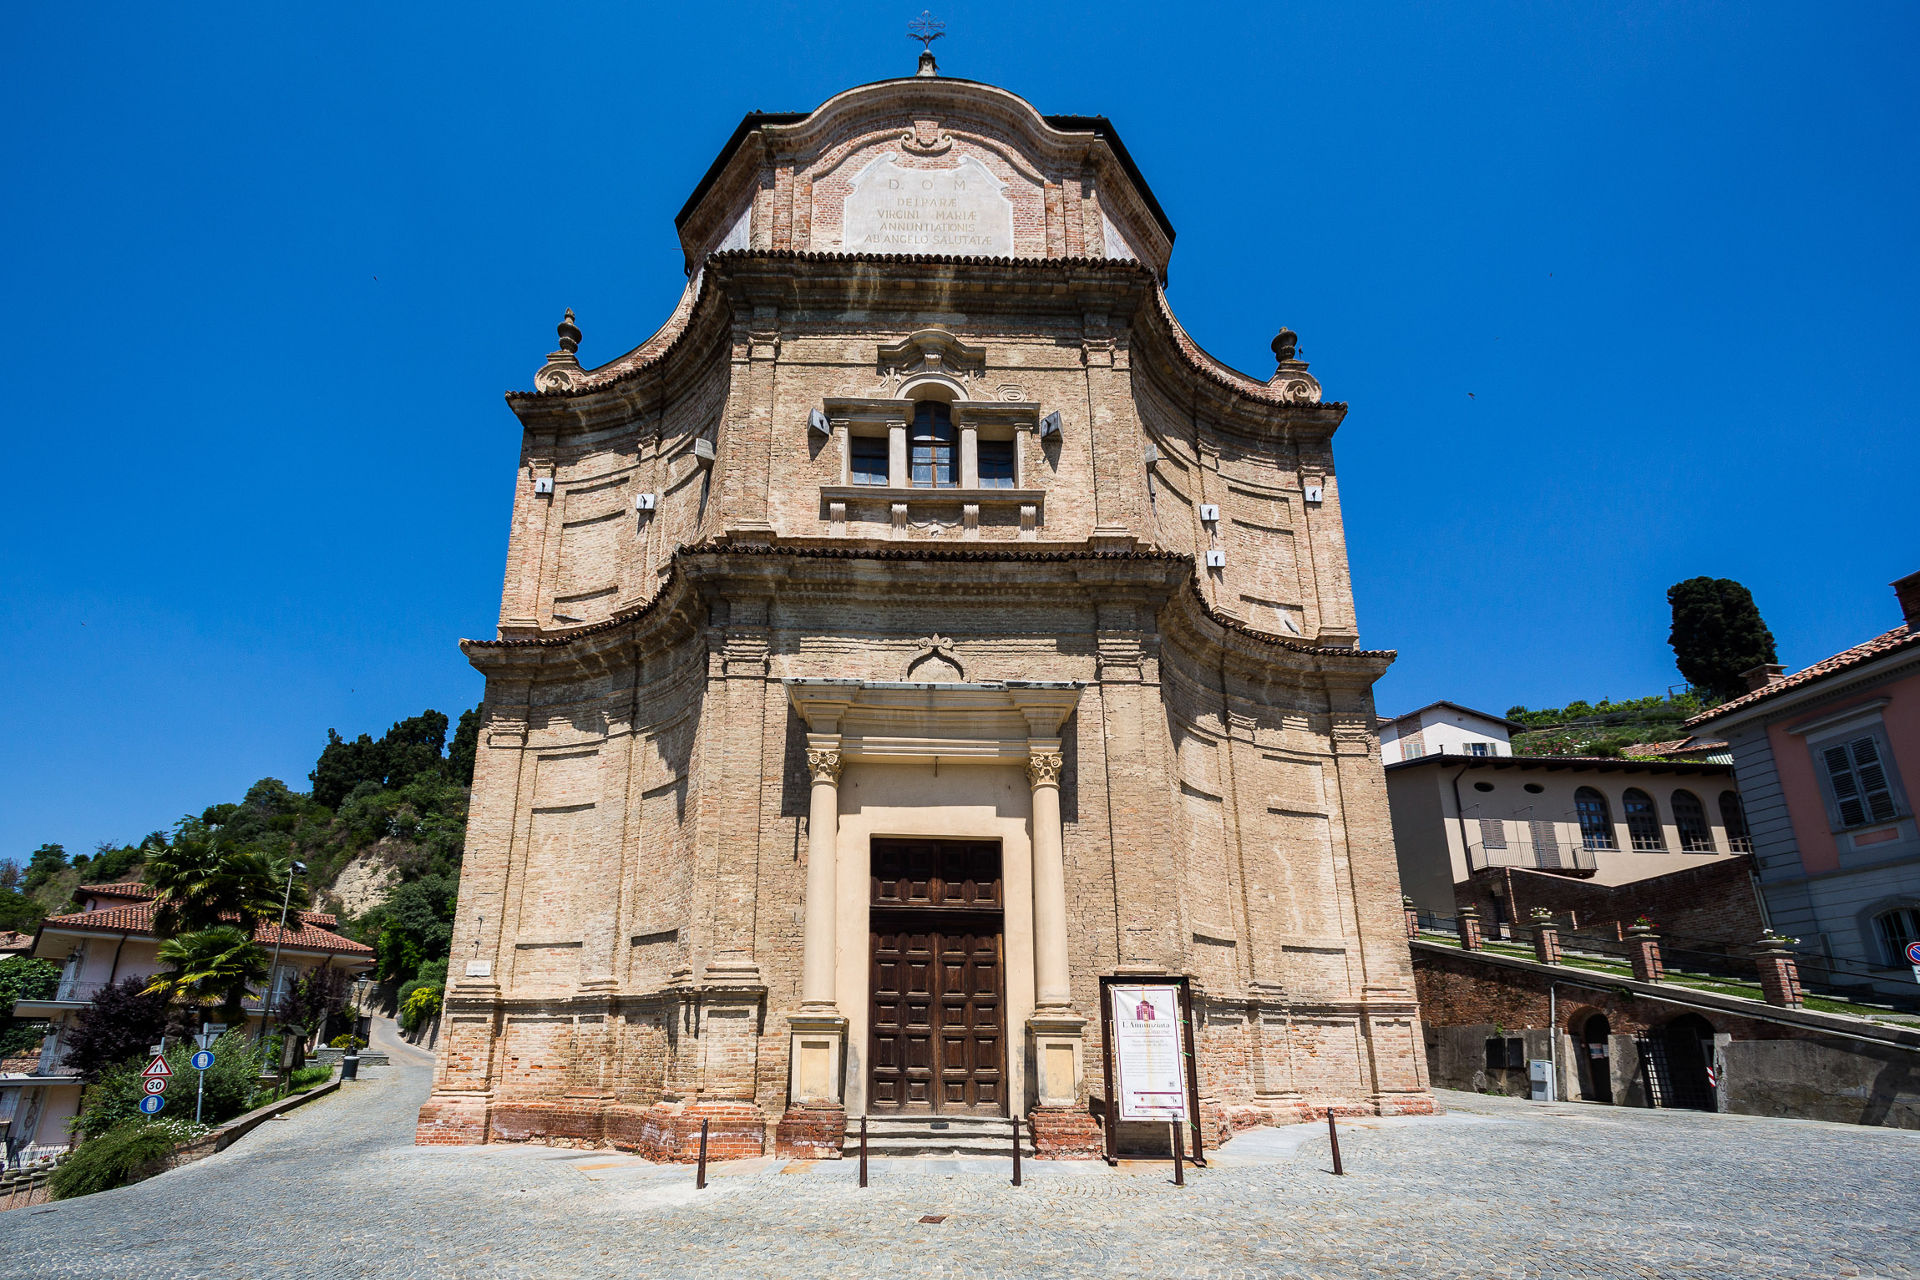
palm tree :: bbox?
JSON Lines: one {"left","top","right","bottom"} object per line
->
{"left": 144, "top": 926, "right": 269, "bottom": 1026}
{"left": 146, "top": 822, "right": 283, "bottom": 938}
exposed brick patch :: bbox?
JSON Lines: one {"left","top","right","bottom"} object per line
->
{"left": 1029, "top": 1106, "right": 1103, "bottom": 1159}
{"left": 414, "top": 1095, "right": 490, "bottom": 1146}
{"left": 606, "top": 1101, "right": 766, "bottom": 1163}
{"left": 774, "top": 1103, "right": 847, "bottom": 1159}
{"left": 488, "top": 1099, "right": 609, "bottom": 1147}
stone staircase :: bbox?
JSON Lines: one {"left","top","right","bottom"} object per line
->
{"left": 841, "top": 1113, "right": 1028, "bottom": 1158}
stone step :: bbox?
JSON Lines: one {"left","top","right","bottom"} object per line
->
{"left": 841, "top": 1114, "right": 1029, "bottom": 1157}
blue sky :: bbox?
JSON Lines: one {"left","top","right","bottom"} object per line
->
{"left": 4, "top": 2, "right": 1916, "bottom": 860}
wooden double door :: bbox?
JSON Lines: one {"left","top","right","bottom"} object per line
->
{"left": 867, "top": 839, "right": 1006, "bottom": 1115}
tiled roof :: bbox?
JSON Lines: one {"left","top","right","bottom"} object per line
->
{"left": 0, "top": 932, "right": 34, "bottom": 953}
{"left": 1621, "top": 736, "right": 1728, "bottom": 758}
{"left": 39, "top": 902, "right": 372, "bottom": 956}
{"left": 1688, "top": 625, "right": 1920, "bottom": 726}
{"left": 78, "top": 882, "right": 155, "bottom": 899}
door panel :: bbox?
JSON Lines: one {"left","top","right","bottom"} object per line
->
{"left": 870, "top": 919, "right": 1004, "bottom": 1115}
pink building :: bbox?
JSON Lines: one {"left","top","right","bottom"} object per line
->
{"left": 1690, "top": 572, "right": 1920, "bottom": 990}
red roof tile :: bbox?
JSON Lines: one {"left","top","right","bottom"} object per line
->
{"left": 40, "top": 901, "right": 372, "bottom": 956}
{"left": 1689, "top": 625, "right": 1920, "bottom": 726}
{"left": 78, "top": 882, "right": 156, "bottom": 899}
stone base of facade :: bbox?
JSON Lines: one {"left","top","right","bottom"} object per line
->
{"left": 1029, "top": 1106, "right": 1103, "bottom": 1159}
{"left": 606, "top": 1101, "right": 767, "bottom": 1163}
{"left": 1372, "top": 1090, "right": 1441, "bottom": 1117}
{"left": 414, "top": 1093, "right": 491, "bottom": 1146}
{"left": 774, "top": 1103, "right": 847, "bottom": 1159}
{"left": 489, "top": 1098, "right": 612, "bottom": 1146}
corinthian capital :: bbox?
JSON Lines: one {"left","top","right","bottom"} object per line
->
{"left": 806, "top": 747, "right": 843, "bottom": 785}
{"left": 1026, "top": 751, "right": 1064, "bottom": 788}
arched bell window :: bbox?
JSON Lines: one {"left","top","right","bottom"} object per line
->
{"left": 1671, "top": 790, "right": 1715, "bottom": 852}
{"left": 1623, "top": 788, "right": 1664, "bottom": 850}
{"left": 1720, "top": 791, "right": 1753, "bottom": 853}
{"left": 1574, "top": 787, "right": 1615, "bottom": 851}
{"left": 909, "top": 401, "right": 958, "bottom": 488}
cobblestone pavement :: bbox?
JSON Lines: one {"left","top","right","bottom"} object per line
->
{"left": 7, "top": 1022, "right": 1917, "bottom": 1280}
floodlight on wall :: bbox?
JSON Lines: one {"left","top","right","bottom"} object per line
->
{"left": 1143, "top": 443, "right": 1160, "bottom": 465}
{"left": 1198, "top": 504, "right": 1219, "bottom": 524}
{"left": 693, "top": 438, "right": 715, "bottom": 463}
{"left": 1038, "top": 411, "right": 1062, "bottom": 439}
{"left": 635, "top": 492, "right": 657, "bottom": 511}
{"left": 808, "top": 408, "right": 831, "bottom": 437}
{"left": 1304, "top": 484, "right": 1324, "bottom": 503}
{"left": 1205, "top": 549, "right": 1226, "bottom": 568}
{"left": 533, "top": 476, "right": 555, "bottom": 495}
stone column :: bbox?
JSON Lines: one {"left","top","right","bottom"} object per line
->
{"left": 1458, "top": 906, "right": 1483, "bottom": 952}
{"left": 1755, "top": 939, "right": 1804, "bottom": 1008}
{"left": 1025, "top": 739, "right": 1094, "bottom": 1157}
{"left": 960, "top": 425, "right": 980, "bottom": 489}
{"left": 779, "top": 738, "right": 848, "bottom": 1158}
{"left": 1532, "top": 919, "right": 1562, "bottom": 966}
{"left": 1628, "top": 927, "right": 1665, "bottom": 984}
{"left": 888, "top": 423, "right": 908, "bottom": 489}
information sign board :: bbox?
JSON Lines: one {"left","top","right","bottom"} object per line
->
{"left": 1109, "top": 983, "right": 1189, "bottom": 1121}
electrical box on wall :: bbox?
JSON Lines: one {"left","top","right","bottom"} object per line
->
{"left": 1198, "top": 504, "right": 1219, "bottom": 523}
{"left": 635, "top": 492, "right": 657, "bottom": 511}
{"left": 533, "top": 476, "right": 554, "bottom": 495}
{"left": 1205, "top": 548, "right": 1226, "bottom": 568}
{"left": 1304, "top": 484, "right": 1324, "bottom": 503}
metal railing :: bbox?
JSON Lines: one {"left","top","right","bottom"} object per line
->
{"left": 1463, "top": 836, "right": 1598, "bottom": 876}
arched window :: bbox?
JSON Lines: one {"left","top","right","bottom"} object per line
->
{"left": 1574, "top": 787, "right": 1615, "bottom": 850}
{"left": 1874, "top": 906, "right": 1920, "bottom": 967}
{"left": 1671, "top": 790, "right": 1714, "bottom": 852}
{"left": 1622, "top": 789, "right": 1664, "bottom": 850}
{"left": 909, "top": 401, "right": 957, "bottom": 488}
{"left": 1720, "top": 791, "right": 1752, "bottom": 853}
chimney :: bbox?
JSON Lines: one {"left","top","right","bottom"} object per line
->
{"left": 1741, "top": 663, "right": 1788, "bottom": 692}
{"left": 1894, "top": 570, "right": 1920, "bottom": 632}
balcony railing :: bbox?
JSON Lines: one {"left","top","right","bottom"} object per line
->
{"left": 1464, "top": 834, "right": 1598, "bottom": 876}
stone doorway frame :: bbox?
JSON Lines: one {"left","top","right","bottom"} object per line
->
{"left": 784, "top": 678, "right": 1084, "bottom": 1122}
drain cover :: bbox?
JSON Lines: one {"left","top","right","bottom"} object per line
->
{"left": 919, "top": 1215, "right": 947, "bottom": 1224}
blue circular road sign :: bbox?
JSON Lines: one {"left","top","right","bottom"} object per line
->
{"left": 1906, "top": 940, "right": 1920, "bottom": 966}
{"left": 138, "top": 1094, "right": 166, "bottom": 1115}
{"left": 191, "top": 1050, "right": 215, "bottom": 1071}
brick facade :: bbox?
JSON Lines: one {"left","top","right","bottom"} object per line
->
{"left": 417, "top": 68, "right": 1432, "bottom": 1156}
{"left": 1455, "top": 855, "right": 1767, "bottom": 946}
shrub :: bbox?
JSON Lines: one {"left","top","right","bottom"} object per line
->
{"left": 398, "top": 983, "right": 441, "bottom": 1033}
{"left": 49, "top": 1117, "right": 207, "bottom": 1200}
{"left": 327, "top": 1033, "right": 367, "bottom": 1050}
{"left": 59, "top": 976, "right": 170, "bottom": 1083}
{"left": 74, "top": 1030, "right": 263, "bottom": 1141}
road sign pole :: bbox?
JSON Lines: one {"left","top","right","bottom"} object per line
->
{"left": 196, "top": 1068, "right": 205, "bottom": 1125}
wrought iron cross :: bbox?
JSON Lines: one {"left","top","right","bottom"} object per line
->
{"left": 907, "top": 10, "right": 945, "bottom": 50}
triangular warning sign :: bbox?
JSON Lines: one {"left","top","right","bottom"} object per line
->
{"left": 142, "top": 1054, "right": 173, "bottom": 1079}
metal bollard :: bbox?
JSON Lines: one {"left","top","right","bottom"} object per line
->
{"left": 340, "top": 1051, "right": 359, "bottom": 1081}
{"left": 1171, "top": 1120, "right": 1185, "bottom": 1187}
{"left": 1327, "top": 1110, "right": 1343, "bottom": 1176}
{"left": 696, "top": 1118, "right": 710, "bottom": 1189}
{"left": 1011, "top": 1118, "right": 1022, "bottom": 1186}
{"left": 858, "top": 1115, "right": 868, "bottom": 1188}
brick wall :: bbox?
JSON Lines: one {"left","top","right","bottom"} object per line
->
{"left": 1455, "top": 855, "right": 1767, "bottom": 946}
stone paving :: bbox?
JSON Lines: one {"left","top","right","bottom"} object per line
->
{"left": 5, "top": 1020, "right": 1917, "bottom": 1280}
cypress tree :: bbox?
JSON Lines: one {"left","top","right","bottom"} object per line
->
{"left": 1667, "top": 577, "right": 1778, "bottom": 702}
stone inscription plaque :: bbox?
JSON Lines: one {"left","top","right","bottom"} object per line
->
{"left": 841, "top": 154, "right": 1013, "bottom": 256}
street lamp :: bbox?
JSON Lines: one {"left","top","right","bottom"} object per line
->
{"left": 259, "top": 860, "right": 306, "bottom": 1042}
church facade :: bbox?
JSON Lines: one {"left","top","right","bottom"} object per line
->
{"left": 416, "top": 57, "right": 1433, "bottom": 1160}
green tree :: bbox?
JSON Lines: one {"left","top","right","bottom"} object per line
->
{"left": 145, "top": 822, "right": 282, "bottom": 938}
{"left": 145, "top": 926, "right": 269, "bottom": 1026}
{"left": 359, "top": 873, "right": 457, "bottom": 985}
{"left": 1668, "top": 577, "right": 1779, "bottom": 702}
{"left": 448, "top": 706, "right": 481, "bottom": 789}
{"left": 0, "top": 956, "right": 59, "bottom": 1058}
{"left": 309, "top": 710, "right": 451, "bottom": 809}
{"left": 21, "top": 844, "right": 68, "bottom": 894}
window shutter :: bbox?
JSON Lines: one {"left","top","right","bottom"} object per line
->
{"left": 1825, "top": 735, "right": 1898, "bottom": 828}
